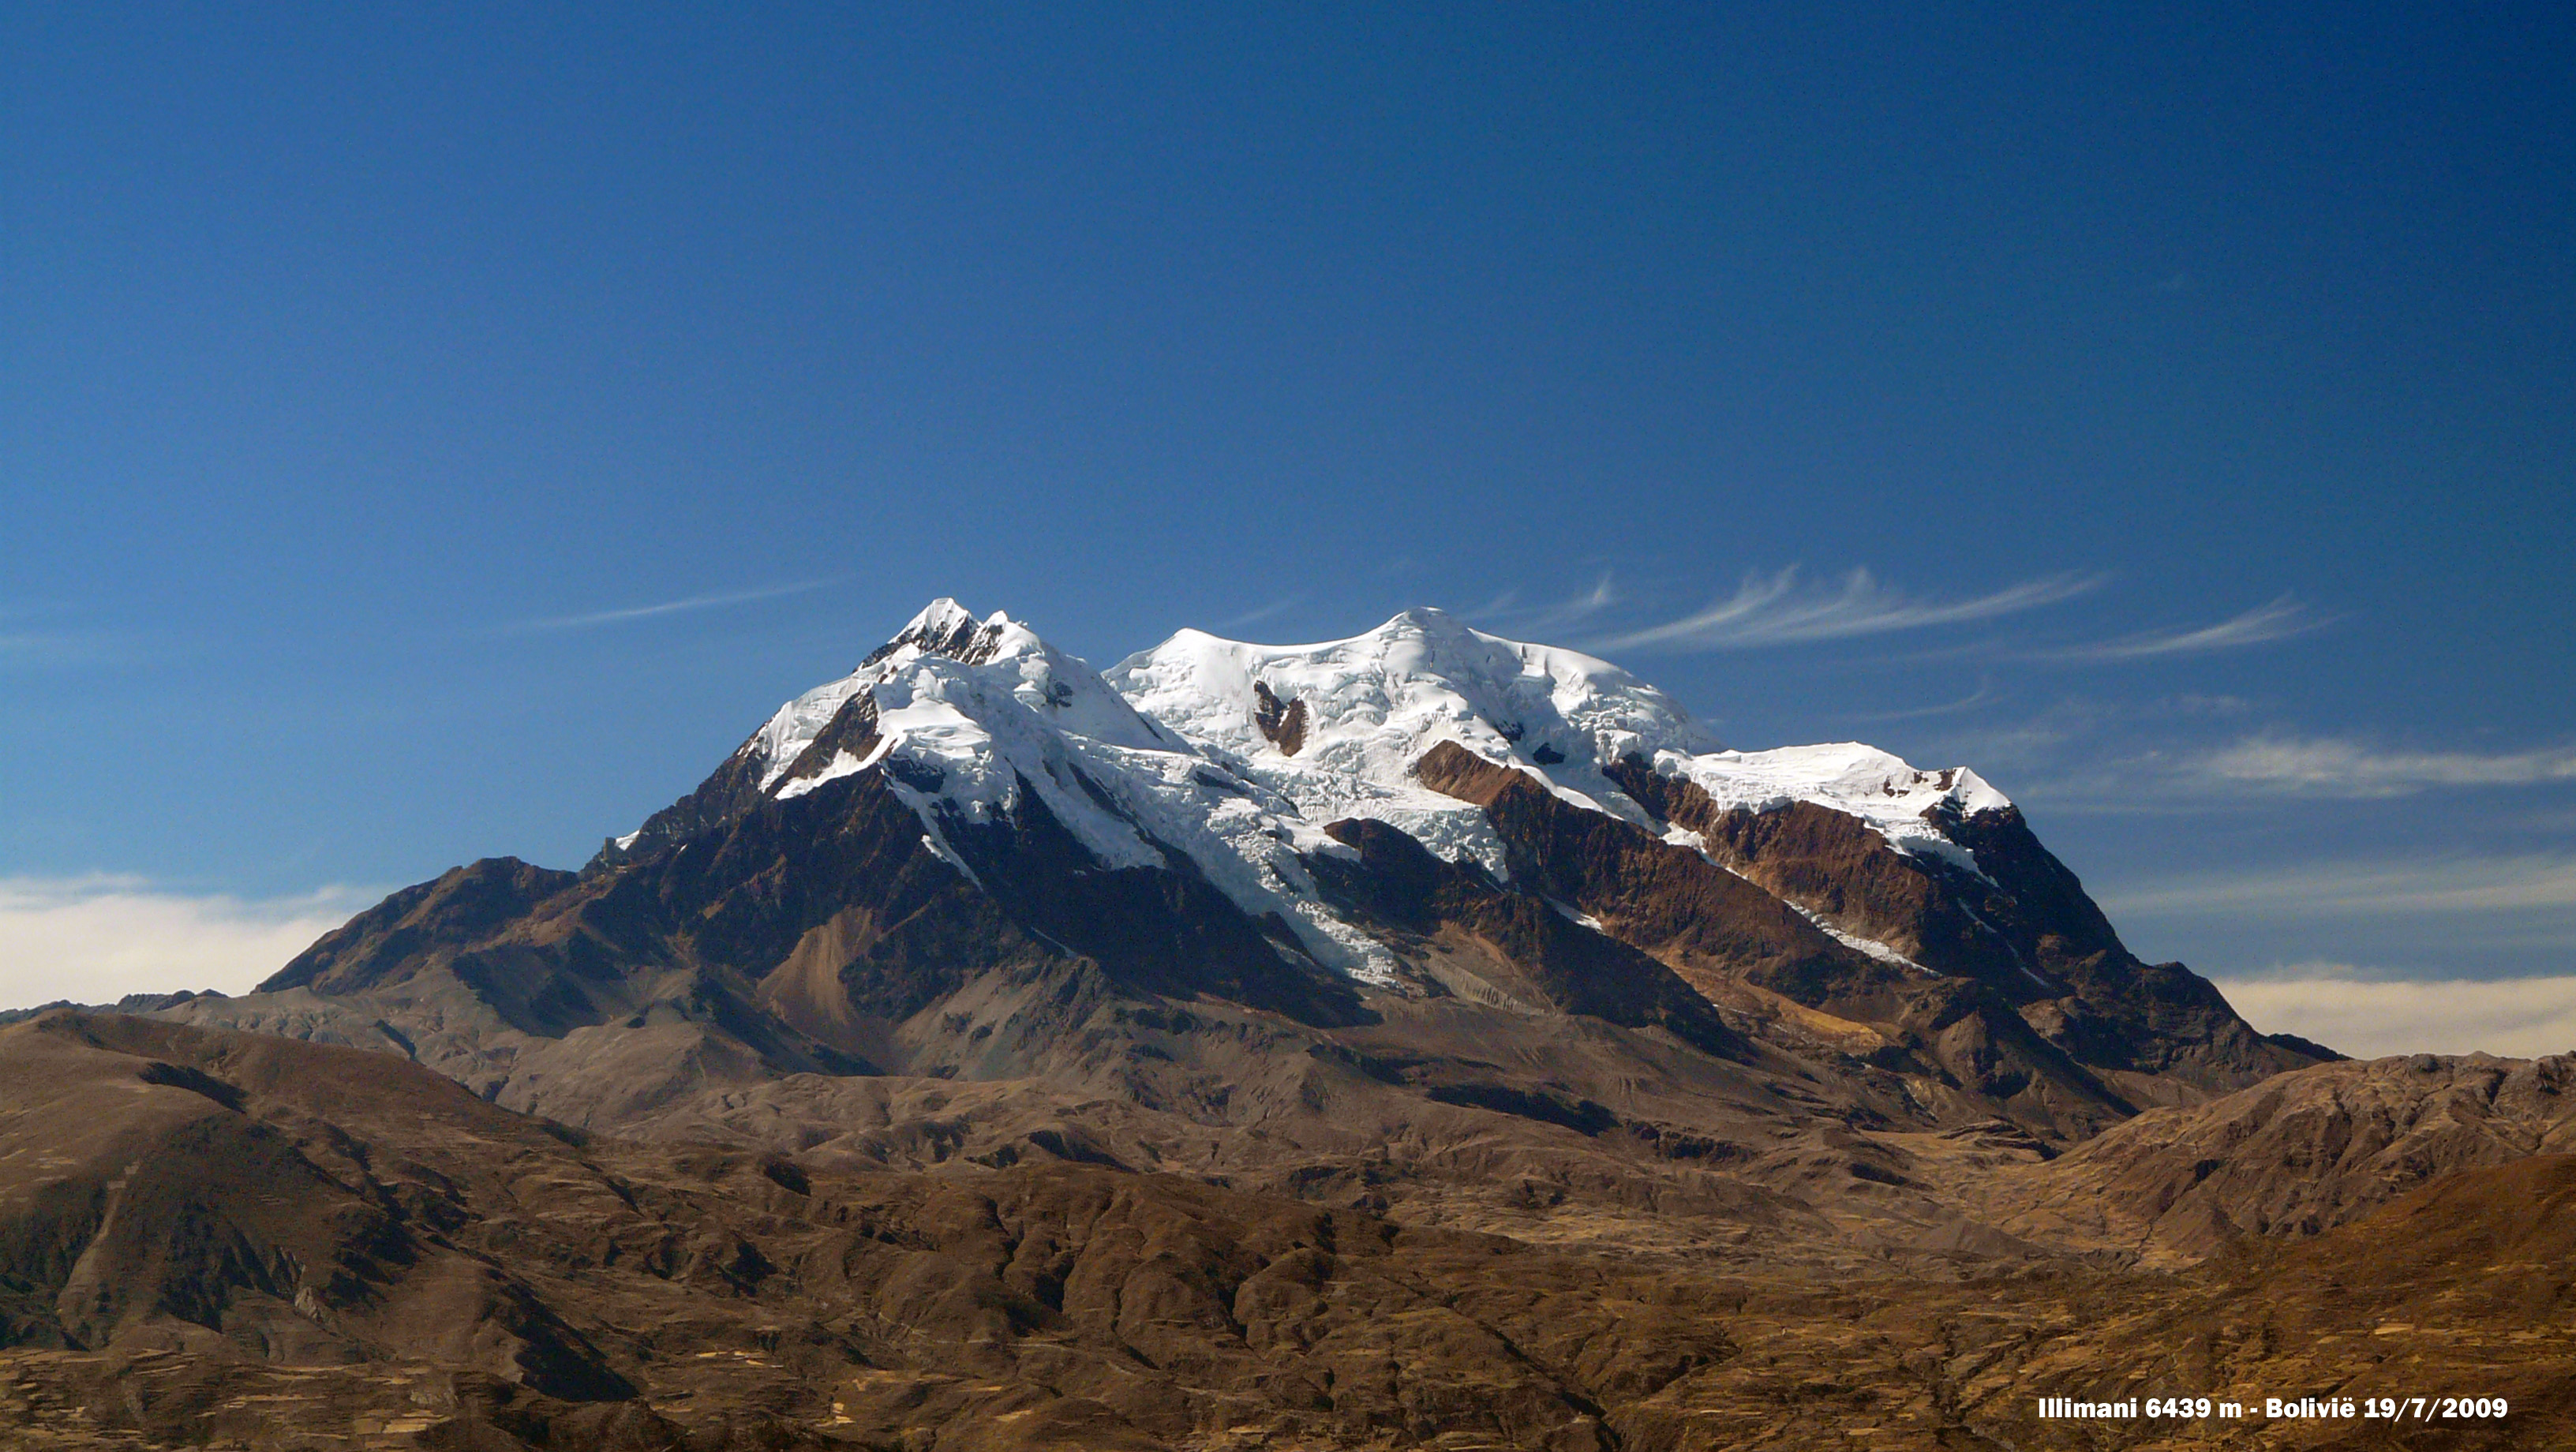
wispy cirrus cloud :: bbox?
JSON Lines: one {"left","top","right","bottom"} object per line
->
{"left": 2189, "top": 735, "right": 2576, "bottom": 798}
{"left": 1961, "top": 705, "right": 2576, "bottom": 813}
{"left": 0, "top": 604, "right": 119, "bottom": 668}
{"left": 2102, "top": 852, "right": 2576, "bottom": 1009}
{"left": 1594, "top": 566, "right": 2102, "bottom": 652}
{"left": 506, "top": 578, "right": 834, "bottom": 633}
{"left": 1843, "top": 679, "right": 2000, "bottom": 724}
{"left": 0, "top": 631, "right": 124, "bottom": 668}
{"left": 0, "top": 876, "right": 380, "bottom": 1011}
{"left": 2100, "top": 854, "right": 2576, "bottom": 920}
{"left": 1472, "top": 574, "right": 1620, "bottom": 638}
{"left": 1211, "top": 597, "right": 1305, "bottom": 632}
{"left": 2212, "top": 971, "right": 2576, "bottom": 1059}
{"left": 2099, "top": 855, "right": 2576, "bottom": 987}
{"left": 2034, "top": 594, "right": 2326, "bottom": 662}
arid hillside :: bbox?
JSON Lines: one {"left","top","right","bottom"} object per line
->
{"left": 4, "top": 1012, "right": 2571, "bottom": 1450}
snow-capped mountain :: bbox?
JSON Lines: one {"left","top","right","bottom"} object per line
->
{"left": 46, "top": 599, "right": 2540, "bottom": 1452}
{"left": 615, "top": 599, "right": 2024, "bottom": 990}
{"left": 229, "top": 598, "right": 2321, "bottom": 1143}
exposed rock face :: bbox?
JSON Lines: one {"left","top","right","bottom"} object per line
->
{"left": 1602, "top": 754, "right": 2313, "bottom": 1102}
{"left": 1250, "top": 680, "right": 1309, "bottom": 756}
{"left": 268, "top": 857, "right": 581, "bottom": 998}
{"left": 1418, "top": 743, "right": 1858, "bottom": 990}
{"left": 1310, "top": 815, "right": 1749, "bottom": 1062}
{"left": 1419, "top": 743, "right": 2142, "bottom": 1140}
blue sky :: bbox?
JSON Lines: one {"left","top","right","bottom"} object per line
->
{"left": 4, "top": 6, "right": 2570, "bottom": 1050}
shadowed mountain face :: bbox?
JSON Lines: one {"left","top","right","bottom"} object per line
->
{"left": 54, "top": 603, "right": 2576, "bottom": 1446}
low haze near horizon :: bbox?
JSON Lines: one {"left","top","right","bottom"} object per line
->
{"left": 4, "top": 6, "right": 2569, "bottom": 1057}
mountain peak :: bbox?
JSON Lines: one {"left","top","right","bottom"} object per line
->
{"left": 1375, "top": 604, "right": 1470, "bottom": 634}
{"left": 908, "top": 596, "right": 977, "bottom": 634}
{"left": 866, "top": 597, "right": 987, "bottom": 666}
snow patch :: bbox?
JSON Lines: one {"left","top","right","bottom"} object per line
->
{"left": 1544, "top": 897, "right": 1608, "bottom": 934}
{"left": 1111, "top": 608, "right": 2010, "bottom": 878}
{"left": 1787, "top": 904, "right": 1935, "bottom": 975}
{"left": 1108, "top": 607, "right": 1720, "bottom": 878}
{"left": 1648, "top": 744, "right": 2011, "bottom": 876}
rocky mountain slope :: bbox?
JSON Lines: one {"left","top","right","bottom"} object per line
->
{"left": 1990, "top": 1050, "right": 2576, "bottom": 1266}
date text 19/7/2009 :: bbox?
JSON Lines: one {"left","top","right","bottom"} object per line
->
{"left": 2036, "top": 1396, "right": 2510, "bottom": 1423}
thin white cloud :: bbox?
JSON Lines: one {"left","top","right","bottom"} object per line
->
{"left": 0, "top": 604, "right": 133, "bottom": 668}
{"left": 0, "top": 627, "right": 117, "bottom": 667}
{"left": 1596, "top": 566, "right": 2101, "bottom": 651}
{"left": 2038, "top": 595, "right": 2323, "bottom": 661}
{"left": 1844, "top": 679, "right": 1999, "bottom": 724}
{"left": 0, "top": 876, "right": 377, "bottom": 1011}
{"left": 1211, "top": 597, "right": 1305, "bottom": 632}
{"left": 1476, "top": 574, "right": 1619, "bottom": 638}
{"left": 507, "top": 578, "right": 833, "bottom": 632}
{"left": 2190, "top": 735, "right": 2576, "bottom": 798}
{"left": 2101, "top": 855, "right": 2576, "bottom": 919}
{"left": 2215, "top": 971, "right": 2576, "bottom": 1059}
{"left": 1998, "top": 717, "right": 2576, "bottom": 813}
{"left": 2165, "top": 694, "right": 2255, "bottom": 717}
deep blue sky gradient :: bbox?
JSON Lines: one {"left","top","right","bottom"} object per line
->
{"left": 4, "top": 5, "right": 2570, "bottom": 994}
